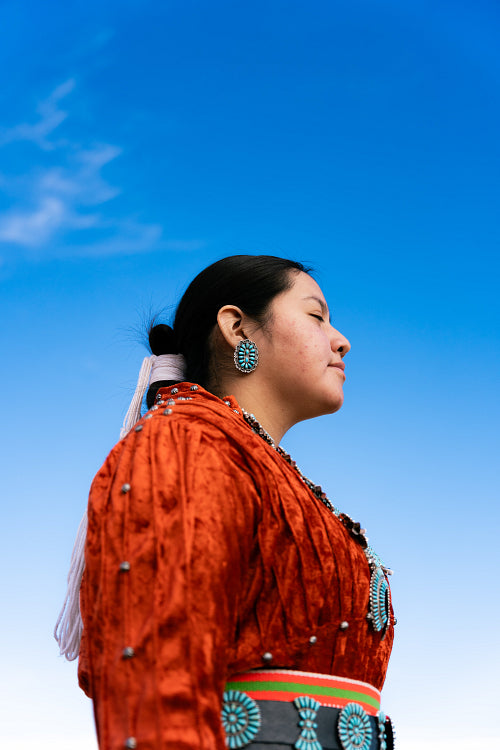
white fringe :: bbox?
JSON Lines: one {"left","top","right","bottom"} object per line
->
{"left": 53, "top": 510, "right": 88, "bottom": 660}
{"left": 119, "top": 356, "right": 154, "bottom": 439}
{"left": 55, "top": 352, "right": 187, "bottom": 660}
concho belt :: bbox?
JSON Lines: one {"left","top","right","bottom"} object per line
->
{"left": 221, "top": 669, "right": 395, "bottom": 750}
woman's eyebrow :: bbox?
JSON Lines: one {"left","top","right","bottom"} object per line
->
{"left": 302, "top": 296, "right": 331, "bottom": 322}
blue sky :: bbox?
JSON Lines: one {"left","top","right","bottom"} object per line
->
{"left": 1, "top": 2, "right": 499, "bottom": 748}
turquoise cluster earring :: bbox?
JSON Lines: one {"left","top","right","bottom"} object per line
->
{"left": 234, "top": 339, "right": 259, "bottom": 373}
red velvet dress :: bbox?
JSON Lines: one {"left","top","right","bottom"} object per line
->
{"left": 79, "top": 383, "right": 394, "bottom": 750}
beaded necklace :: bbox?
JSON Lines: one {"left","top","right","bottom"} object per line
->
{"left": 241, "top": 409, "right": 394, "bottom": 636}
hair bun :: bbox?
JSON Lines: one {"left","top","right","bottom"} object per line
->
{"left": 149, "top": 323, "right": 179, "bottom": 355}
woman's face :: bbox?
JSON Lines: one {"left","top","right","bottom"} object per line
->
{"left": 254, "top": 271, "right": 351, "bottom": 424}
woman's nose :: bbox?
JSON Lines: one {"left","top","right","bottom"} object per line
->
{"left": 331, "top": 327, "right": 351, "bottom": 357}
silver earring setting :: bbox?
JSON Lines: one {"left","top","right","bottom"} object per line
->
{"left": 234, "top": 339, "right": 259, "bottom": 373}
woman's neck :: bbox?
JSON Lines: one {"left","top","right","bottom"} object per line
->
{"left": 217, "top": 376, "right": 294, "bottom": 445}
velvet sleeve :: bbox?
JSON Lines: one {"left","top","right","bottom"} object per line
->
{"left": 80, "top": 417, "right": 261, "bottom": 750}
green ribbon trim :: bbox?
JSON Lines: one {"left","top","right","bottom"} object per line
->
{"left": 225, "top": 680, "right": 380, "bottom": 710}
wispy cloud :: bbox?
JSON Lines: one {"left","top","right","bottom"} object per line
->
{"left": 0, "top": 197, "right": 70, "bottom": 247}
{"left": 0, "top": 79, "right": 76, "bottom": 151}
{"left": 0, "top": 141, "right": 123, "bottom": 247}
{"left": 0, "top": 80, "right": 172, "bottom": 258}
{"left": 39, "top": 144, "right": 123, "bottom": 204}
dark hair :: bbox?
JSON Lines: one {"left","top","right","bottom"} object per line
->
{"left": 146, "top": 254, "right": 309, "bottom": 407}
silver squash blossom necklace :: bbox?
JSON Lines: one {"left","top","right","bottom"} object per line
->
{"left": 241, "top": 409, "right": 394, "bottom": 637}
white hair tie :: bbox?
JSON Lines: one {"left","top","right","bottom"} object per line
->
{"left": 54, "top": 351, "right": 186, "bottom": 660}
{"left": 151, "top": 353, "right": 186, "bottom": 384}
{"left": 119, "top": 353, "right": 186, "bottom": 439}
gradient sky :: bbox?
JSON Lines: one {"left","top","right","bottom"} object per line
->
{"left": 1, "top": 2, "right": 499, "bottom": 748}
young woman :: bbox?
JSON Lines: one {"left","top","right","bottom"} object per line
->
{"left": 57, "top": 255, "right": 395, "bottom": 750}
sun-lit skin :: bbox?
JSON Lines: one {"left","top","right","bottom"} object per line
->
{"left": 216, "top": 271, "right": 351, "bottom": 445}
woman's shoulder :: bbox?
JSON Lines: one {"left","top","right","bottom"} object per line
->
{"left": 140, "top": 382, "right": 259, "bottom": 452}
{"left": 94, "top": 383, "right": 270, "bottom": 489}
{"left": 87, "top": 382, "right": 266, "bottom": 519}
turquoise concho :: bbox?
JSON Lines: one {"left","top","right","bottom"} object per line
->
{"left": 377, "top": 710, "right": 387, "bottom": 750}
{"left": 293, "top": 695, "right": 322, "bottom": 750}
{"left": 221, "top": 689, "right": 261, "bottom": 748}
{"left": 234, "top": 339, "right": 259, "bottom": 373}
{"left": 369, "top": 566, "right": 391, "bottom": 634}
{"left": 337, "top": 702, "right": 372, "bottom": 750}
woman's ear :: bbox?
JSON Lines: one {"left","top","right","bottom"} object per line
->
{"left": 217, "top": 305, "right": 247, "bottom": 348}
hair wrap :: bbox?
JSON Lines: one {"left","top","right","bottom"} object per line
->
{"left": 151, "top": 353, "right": 186, "bottom": 384}
{"left": 120, "top": 354, "right": 186, "bottom": 439}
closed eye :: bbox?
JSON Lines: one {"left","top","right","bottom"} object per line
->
{"left": 310, "top": 314, "right": 323, "bottom": 321}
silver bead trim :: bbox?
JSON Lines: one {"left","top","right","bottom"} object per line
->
{"left": 167, "top": 399, "right": 175, "bottom": 405}
{"left": 387, "top": 715, "right": 397, "bottom": 747}
{"left": 190, "top": 385, "right": 198, "bottom": 390}
{"left": 124, "top": 738, "right": 137, "bottom": 749}
{"left": 262, "top": 651, "right": 273, "bottom": 662}
{"left": 134, "top": 425, "right": 143, "bottom": 432}
{"left": 122, "top": 647, "right": 135, "bottom": 659}
{"left": 340, "top": 621, "right": 349, "bottom": 630}
{"left": 171, "top": 387, "right": 179, "bottom": 394}
{"left": 309, "top": 635, "right": 317, "bottom": 644}
{"left": 121, "top": 483, "right": 131, "bottom": 494}
{"left": 119, "top": 561, "right": 131, "bottom": 572}
{"left": 163, "top": 409, "right": 173, "bottom": 415}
